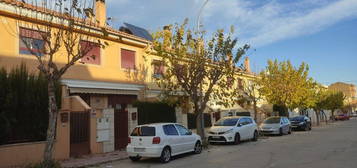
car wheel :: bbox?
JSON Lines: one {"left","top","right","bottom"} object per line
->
{"left": 129, "top": 156, "right": 141, "bottom": 162}
{"left": 309, "top": 124, "right": 312, "bottom": 131}
{"left": 234, "top": 133, "right": 240, "bottom": 145}
{"left": 160, "top": 147, "right": 171, "bottom": 163}
{"left": 288, "top": 127, "right": 291, "bottom": 134}
{"left": 252, "top": 130, "right": 258, "bottom": 141}
{"left": 279, "top": 128, "right": 283, "bottom": 136}
{"left": 194, "top": 141, "right": 202, "bottom": 154}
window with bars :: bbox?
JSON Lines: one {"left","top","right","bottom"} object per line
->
{"left": 19, "top": 27, "right": 45, "bottom": 56}
{"left": 80, "top": 40, "right": 101, "bottom": 65}
{"left": 121, "top": 49, "right": 136, "bottom": 69}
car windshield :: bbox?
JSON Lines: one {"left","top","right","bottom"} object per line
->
{"left": 290, "top": 116, "right": 304, "bottom": 121}
{"left": 264, "top": 117, "right": 281, "bottom": 124}
{"left": 130, "top": 126, "right": 156, "bottom": 136}
{"left": 214, "top": 118, "right": 239, "bottom": 126}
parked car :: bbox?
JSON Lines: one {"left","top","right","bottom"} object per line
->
{"left": 351, "top": 112, "right": 357, "bottom": 118}
{"left": 207, "top": 116, "right": 258, "bottom": 144}
{"left": 289, "top": 115, "right": 311, "bottom": 131}
{"left": 259, "top": 116, "right": 291, "bottom": 135}
{"left": 126, "top": 123, "right": 202, "bottom": 163}
{"left": 334, "top": 114, "right": 350, "bottom": 121}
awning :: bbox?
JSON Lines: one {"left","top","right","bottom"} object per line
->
{"left": 69, "top": 87, "right": 139, "bottom": 95}
{"left": 61, "top": 79, "right": 145, "bottom": 95}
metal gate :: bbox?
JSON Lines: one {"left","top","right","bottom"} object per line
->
{"left": 70, "top": 111, "right": 90, "bottom": 157}
{"left": 108, "top": 95, "right": 137, "bottom": 150}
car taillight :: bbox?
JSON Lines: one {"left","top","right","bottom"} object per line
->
{"left": 152, "top": 137, "right": 160, "bottom": 144}
{"left": 128, "top": 137, "right": 131, "bottom": 144}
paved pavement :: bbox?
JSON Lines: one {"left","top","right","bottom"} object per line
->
{"left": 61, "top": 150, "right": 128, "bottom": 168}
{"left": 93, "top": 119, "right": 357, "bottom": 168}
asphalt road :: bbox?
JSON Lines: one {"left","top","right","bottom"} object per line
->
{"left": 98, "top": 119, "right": 357, "bottom": 168}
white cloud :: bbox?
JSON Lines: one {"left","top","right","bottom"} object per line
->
{"left": 105, "top": 0, "right": 357, "bottom": 47}
{"left": 202, "top": 0, "right": 357, "bottom": 47}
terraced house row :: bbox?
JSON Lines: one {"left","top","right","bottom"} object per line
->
{"left": 0, "top": 0, "right": 258, "bottom": 167}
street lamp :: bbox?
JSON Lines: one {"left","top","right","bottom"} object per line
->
{"left": 196, "top": 0, "right": 209, "bottom": 32}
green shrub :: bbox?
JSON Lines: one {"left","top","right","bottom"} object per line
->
{"left": 0, "top": 63, "right": 61, "bottom": 145}
{"left": 133, "top": 101, "right": 176, "bottom": 125}
{"left": 187, "top": 113, "right": 212, "bottom": 129}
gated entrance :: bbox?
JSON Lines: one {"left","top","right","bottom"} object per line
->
{"left": 108, "top": 95, "right": 137, "bottom": 150}
{"left": 70, "top": 111, "right": 90, "bottom": 157}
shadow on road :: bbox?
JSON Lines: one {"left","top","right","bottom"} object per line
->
{"left": 131, "top": 152, "right": 198, "bottom": 165}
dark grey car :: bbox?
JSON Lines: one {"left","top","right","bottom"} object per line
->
{"left": 290, "top": 115, "right": 312, "bottom": 131}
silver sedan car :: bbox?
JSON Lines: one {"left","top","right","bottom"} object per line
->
{"left": 259, "top": 116, "right": 291, "bottom": 135}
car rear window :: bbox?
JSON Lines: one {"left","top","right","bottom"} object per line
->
{"left": 214, "top": 118, "right": 239, "bottom": 126}
{"left": 290, "top": 116, "right": 304, "bottom": 121}
{"left": 130, "top": 126, "right": 156, "bottom": 136}
{"left": 264, "top": 117, "right": 281, "bottom": 124}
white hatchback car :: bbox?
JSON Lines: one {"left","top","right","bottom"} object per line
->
{"left": 126, "top": 123, "right": 202, "bottom": 163}
{"left": 207, "top": 116, "right": 258, "bottom": 144}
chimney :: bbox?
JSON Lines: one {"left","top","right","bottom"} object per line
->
{"left": 95, "top": 0, "right": 106, "bottom": 27}
{"left": 244, "top": 57, "right": 251, "bottom": 73}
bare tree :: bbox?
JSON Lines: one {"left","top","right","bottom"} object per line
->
{"left": 9, "top": 0, "right": 108, "bottom": 165}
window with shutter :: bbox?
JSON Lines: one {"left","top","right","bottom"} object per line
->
{"left": 121, "top": 49, "right": 135, "bottom": 69}
{"left": 80, "top": 40, "right": 101, "bottom": 65}
{"left": 19, "top": 27, "right": 45, "bottom": 56}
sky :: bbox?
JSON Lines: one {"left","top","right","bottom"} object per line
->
{"left": 105, "top": 0, "right": 357, "bottom": 86}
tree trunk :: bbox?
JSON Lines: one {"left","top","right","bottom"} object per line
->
{"left": 314, "top": 110, "right": 320, "bottom": 126}
{"left": 43, "top": 80, "right": 59, "bottom": 166}
{"left": 253, "top": 100, "right": 258, "bottom": 122}
{"left": 285, "top": 107, "right": 289, "bottom": 118}
{"left": 331, "top": 109, "right": 335, "bottom": 121}
{"left": 195, "top": 109, "right": 206, "bottom": 145}
{"left": 321, "top": 111, "right": 328, "bottom": 124}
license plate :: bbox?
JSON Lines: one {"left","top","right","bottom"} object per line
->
{"left": 134, "top": 148, "right": 145, "bottom": 152}
{"left": 212, "top": 136, "right": 220, "bottom": 139}
{"left": 291, "top": 126, "right": 297, "bottom": 128}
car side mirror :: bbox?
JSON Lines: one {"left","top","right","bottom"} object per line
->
{"left": 237, "top": 123, "right": 242, "bottom": 127}
{"left": 187, "top": 131, "right": 192, "bottom": 135}
{"left": 281, "top": 122, "right": 283, "bottom": 125}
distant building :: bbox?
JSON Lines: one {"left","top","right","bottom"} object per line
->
{"left": 328, "top": 82, "right": 356, "bottom": 98}
{"left": 328, "top": 82, "right": 357, "bottom": 112}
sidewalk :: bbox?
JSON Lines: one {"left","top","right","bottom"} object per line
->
{"left": 60, "top": 150, "right": 128, "bottom": 168}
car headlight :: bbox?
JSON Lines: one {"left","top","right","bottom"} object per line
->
{"left": 224, "top": 129, "right": 233, "bottom": 134}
